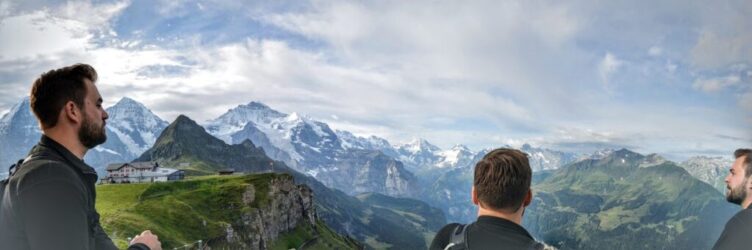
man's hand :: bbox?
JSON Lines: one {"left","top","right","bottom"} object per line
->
{"left": 130, "top": 230, "right": 162, "bottom": 250}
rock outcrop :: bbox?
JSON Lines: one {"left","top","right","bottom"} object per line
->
{"left": 208, "top": 175, "right": 317, "bottom": 249}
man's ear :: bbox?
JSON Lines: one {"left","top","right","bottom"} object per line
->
{"left": 63, "top": 101, "right": 82, "bottom": 125}
{"left": 523, "top": 189, "right": 533, "bottom": 207}
{"left": 471, "top": 186, "right": 479, "bottom": 205}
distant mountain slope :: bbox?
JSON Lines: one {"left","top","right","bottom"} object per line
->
{"left": 0, "top": 98, "right": 41, "bottom": 171}
{"left": 356, "top": 192, "right": 446, "bottom": 247}
{"left": 524, "top": 149, "right": 737, "bottom": 250}
{"left": 680, "top": 156, "right": 732, "bottom": 193}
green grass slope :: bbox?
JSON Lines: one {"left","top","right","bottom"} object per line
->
{"left": 96, "top": 173, "right": 360, "bottom": 249}
{"left": 523, "top": 149, "right": 738, "bottom": 250}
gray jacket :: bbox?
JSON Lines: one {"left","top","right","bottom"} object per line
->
{"left": 0, "top": 135, "right": 149, "bottom": 250}
{"left": 713, "top": 205, "right": 752, "bottom": 250}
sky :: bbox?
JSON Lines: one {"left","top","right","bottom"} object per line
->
{"left": 0, "top": 0, "right": 750, "bottom": 160}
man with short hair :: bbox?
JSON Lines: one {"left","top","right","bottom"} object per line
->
{"left": 0, "top": 64, "right": 161, "bottom": 250}
{"left": 713, "top": 148, "right": 752, "bottom": 250}
{"left": 430, "top": 148, "right": 547, "bottom": 250}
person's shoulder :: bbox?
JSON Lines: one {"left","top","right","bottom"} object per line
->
{"left": 723, "top": 208, "right": 752, "bottom": 230}
{"left": 729, "top": 208, "right": 752, "bottom": 222}
{"left": 12, "top": 159, "right": 82, "bottom": 191}
{"left": 438, "top": 223, "right": 463, "bottom": 233}
{"left": 430, "top": 223, "right": 463, "bottom": 250}
{"left": 713, "top": 208, "right": 752, "bottom": 250}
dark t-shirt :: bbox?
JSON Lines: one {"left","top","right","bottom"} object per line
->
{"left": 713, "top": 205, "right": 752, "bottom": 250}
{"left": 430, "top": 216, "right": 540, "bottom": 250}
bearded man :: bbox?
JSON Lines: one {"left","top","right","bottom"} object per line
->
{"left": 0, "top": 64, "right": 161, "bottom": 250}
{"left": 713, "top": 148, "right": 752, "bottom": 250}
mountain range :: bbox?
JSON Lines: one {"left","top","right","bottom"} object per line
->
{"left": 204, "top": 102, "right": 421, "bottom": 198}
{"left": 0, "top": 96, "right": 740, "bottom": 249}
{"left": 138, "top": 114, "right": 444, "bottom": 249}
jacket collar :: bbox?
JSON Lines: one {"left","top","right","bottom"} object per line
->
{"left": 38, "top": 135, "right": 97, "bottom": 176}
{"left": 476, "top": 215, "right": 535, "bottom": 240}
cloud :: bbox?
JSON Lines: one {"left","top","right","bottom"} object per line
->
{"left": 0, "top": 1, "right": 10, "bottom": 17}
{"left": 665, "top": 61, "right": 678, "bottom": 74}
{"left": 598, "top": 52, "right": 622, "bottom": 85}
{"left": 55, "top": 0, "right": 130, "bottom": 29}
{"left": 0, "top": 0, "right": 750, "bottom": 158}
{"left": 648, "top": 46, "right": 663, "bottom": 56}
{"left": 692, "top": 74, "right": 741, "bottom": 92}
{"left": 547, "top": 127, "right": 633, "bottom": 150}
{"left": 262, "top": 0, "right": 584, "bottom": 87}
{"left": 691, "top": 27, "right": 752, "bottom": 70}
{"left": 689, "top": 0, "right": 752, "bottom": 69}
{"left": 0, "top": 11, "right": 91, "bottom": 60}
{"left": 0, "top": 1, "right": 129, "bottom": 61}
{"left": 716, "top": 134, "right": 750, "bottom": 142}
{"left": 740, "top": 91, "right": 752, "bottom": 111}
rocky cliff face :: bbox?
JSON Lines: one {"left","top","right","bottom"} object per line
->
{"left": 213, "top": 175, "right": 317, "bottom": 249}
{"left": 680, "top": 156, "right": 732, "bottom": 193}
{"left": 314, "top": 149, "right": 420, "bottom": 197}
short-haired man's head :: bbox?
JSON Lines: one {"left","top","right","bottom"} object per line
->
{"left": 726, "top": 148, "right": 752, "bottom": 205}
{"left": 30, "top": 64, "right": 97, "bottom": 129}
{"left": 474, "top": 148, "right": 532, "bottom": 213}
{"left": 735, "top": 148, "right": 752, "bottom": 178}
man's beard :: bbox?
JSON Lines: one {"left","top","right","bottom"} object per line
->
{"left": 78, "top": 116, "right": 106, "bottom": 149}
{"left": 726, "top": 179, "right": 748, "bottom": 205}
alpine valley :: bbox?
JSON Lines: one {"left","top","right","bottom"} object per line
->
{"left": 0, "top": 97, "right": 739, "bottom": 249}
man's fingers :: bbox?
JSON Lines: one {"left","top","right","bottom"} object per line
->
{"left": 141, "top": 230, "right": 152, "bottom": 236}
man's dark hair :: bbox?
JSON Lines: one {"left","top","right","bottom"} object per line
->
{"left": 474, "top": 148, "right": 532, "bottom": 213}
{"left": 30, "top": 64, "right": 98, "bottom": 129}
{"left": 735, "top": 148, "right": 752, "bottom": 178}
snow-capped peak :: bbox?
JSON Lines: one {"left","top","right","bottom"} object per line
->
{"left": 208, "top": 101, "right": 287, "bottom": 129}
{"left": 245, "top": 101, "right": 273, "bottom": 110}
{"left": 0, "top": 97, "right": 38, "bottom": 136}
{"left": 435, "top": 144, "right": 475, "bottom": 168}
{"left": 583, "top": 148, "right": 616, "bottom": 160}
{"left": 400, "top": 138, "right": 440, "bottom": 154}
{"left": 103, "top": 97, "right": 169, "bottom": 156}
{"left": 0, "top": 97, "right": 31, "bottom": 125}
{"left": 336, "top": 130, "right": 396, "bottom": 155}
{"left": 286, "top": 112, "right": 304, "bottom": 123}
{"left": 113, "top": 96, "right": 141, "bottom": 107}
{"left": 367, "top": 135, "right": 393, "bottom": 149}
{"left": 451, "top": 144, "right": 471, "bottom": 152}
{"left": 106, "top": 97, "right": 167, "bottom": 132}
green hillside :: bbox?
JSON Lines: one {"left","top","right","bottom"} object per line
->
{"left": 356, "top": 192, "right": 446, "bottom": 247}
{"left": 523, "top": 149, "right": 738, "bottom": 250}
{"left": 96, "top": 173, "right": 360, "bottom": 249}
